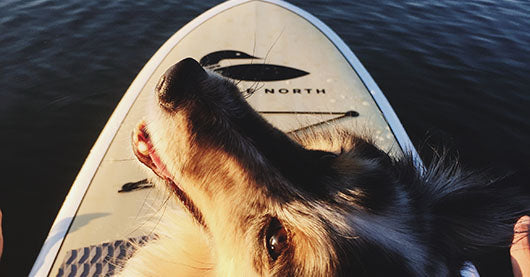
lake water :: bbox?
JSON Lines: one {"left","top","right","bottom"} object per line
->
{"left": 0, "top": 0, "right": 528, "bottom": 275}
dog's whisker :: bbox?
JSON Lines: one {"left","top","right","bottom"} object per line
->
{"left": 148, "top": 194, "right": 171, "bottom": 236}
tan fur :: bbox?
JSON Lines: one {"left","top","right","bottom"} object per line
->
{"left": 118, "top": 126, "right": 350, "bottom": 276}
{"left": 116, "top": 206, "right": 214, "bottom": 276}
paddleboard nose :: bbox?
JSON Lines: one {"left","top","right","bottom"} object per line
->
{"left": 156, "top": 57, "right": 208, "bottom": 110}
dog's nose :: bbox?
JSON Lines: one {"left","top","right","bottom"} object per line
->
{"left": 156, "top": 57, "right": 208, "bottom": 110}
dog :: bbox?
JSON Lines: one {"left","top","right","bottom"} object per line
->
{"left": 119, "top": 58, "right": 529, "bottom": 276}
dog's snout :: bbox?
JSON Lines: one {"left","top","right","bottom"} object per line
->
{"left": 157, "top": 57, "right": 208, "bottom": 110}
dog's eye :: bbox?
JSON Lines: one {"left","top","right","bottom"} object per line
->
{"left": 266, "top": 218, "right": 288, "bottom": 260}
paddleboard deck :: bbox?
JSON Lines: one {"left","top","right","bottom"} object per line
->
{"left": 31, "top": 0, "right": 422, "bottom": 276}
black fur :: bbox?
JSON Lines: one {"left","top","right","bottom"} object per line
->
{"left": 157, "top": 58, "right": 529, "bottom": 276}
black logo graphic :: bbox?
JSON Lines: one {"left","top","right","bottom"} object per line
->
{"left": 200, "top": 50, "right": 309, "bottom": 81}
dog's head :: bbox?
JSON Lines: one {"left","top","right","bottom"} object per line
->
{"left": 131, "top": 58, "right": 527, "bottom": 276}
{"left": 132, "top": 57, "right": 424, "bottom": 276}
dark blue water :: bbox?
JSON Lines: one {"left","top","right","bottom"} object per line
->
{"left": 0, "top": 0, "right": 528, "bottom": 275}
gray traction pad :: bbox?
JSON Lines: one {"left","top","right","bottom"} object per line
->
{"left": 56, "top": 235, "right": 154, "bottom": 277}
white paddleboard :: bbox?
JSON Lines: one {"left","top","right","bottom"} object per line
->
{"left": 31, "top": 0, "right": 421, "bottom": 276}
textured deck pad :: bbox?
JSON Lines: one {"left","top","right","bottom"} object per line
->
{"left": 56, "top": 236, "right": 154, "bottom": 277}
